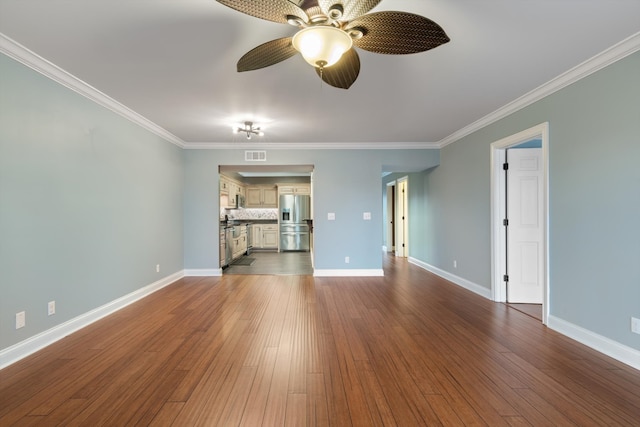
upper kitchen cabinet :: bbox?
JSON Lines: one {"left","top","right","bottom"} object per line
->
{"left": 277, "top": 184, "right": 310, "bottom": 195}
{"left": 220, "top": 175, "right": 245, "bottom": 209}
{"left": 246, "top": 186, "right": 277, "bottom": 208}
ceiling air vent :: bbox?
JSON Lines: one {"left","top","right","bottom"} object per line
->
{"left": 245, "top": 150, "right": 267, "bottom": 162}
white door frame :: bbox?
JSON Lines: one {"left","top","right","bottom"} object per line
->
{"left": 386, "top": 181, "right": 395, "bottom": 253}
{"left": 490, "top": 122, "right": 549, "bottom": 323}
{"left": 396, "top": 176, "right": 409, "bottom": 257}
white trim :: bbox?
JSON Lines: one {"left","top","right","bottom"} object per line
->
{"left": 0, "top": 270, "right": 184, "bottom": 370}
{"left": 438, "top": 31, "right": 640, "bottom": 148}
{"left": 313, "top": 269, "right": 384, "bottom": 277}
{"left": 183, "top": 142, "right": 440, "bottom": 150}
{"left": 490, "top": 122, "right": 549, "bottom": 324}
{"left": 3, "top": 30, "right": 638, "bottom": 151}
{"left": 408, "top": 257, "right": 492, "bottom": 300}
{"left": 0, "top": 33, "right": 185, "bottom": 148}
{"left": 396, "top": 176, "right": 409, "bottom": 258}
{"left": 184, "top": 268, "right": 222, "bottom": 277}
{"left": 548, "top": 316, "right": 640, "bottom": 372}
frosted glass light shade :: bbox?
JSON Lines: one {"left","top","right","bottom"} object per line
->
{"left": 292, "top": 26, "right": 353, "bottom": 68}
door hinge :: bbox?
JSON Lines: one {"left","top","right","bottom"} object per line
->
{"left": 503, "top": 274, "right": 509, "bottom": 282}
{"left": 503, "top": 218, "right": 509, "bottom": 226}
{"left": 503, "top": 162, "right": 509, "bottom": 170}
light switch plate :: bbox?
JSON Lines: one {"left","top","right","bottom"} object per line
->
{"left": 328, "top": 212, "right": 335, "bottom": 220}
{"left": 363, "top": 212, "right": 371, "bottom": 220}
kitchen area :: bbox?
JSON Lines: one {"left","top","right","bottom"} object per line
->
{"left": 219, "top": 166, "right": 313, "bottom": 275}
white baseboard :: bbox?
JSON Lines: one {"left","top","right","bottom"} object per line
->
{"left": 547, "top": 315, "right": 640, "bottom": 372}
{"left": 184, "top": 268, "right": 222, "bottom": 277}
{"left": 314, "top": 269, "right": 384, "bottom": 277}
{"left": 408, "top": 257, "right": 492, "bottom": 299}
{"left": 0, "top": 270, "right": 184, "bottom": 370}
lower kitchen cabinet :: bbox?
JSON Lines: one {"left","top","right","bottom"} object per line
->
{"left": 253, "top": 224, "right": 278, "bottom": 249}
{"left": 220, "top": 230, "right": 227, "bottom": 267}
{"left": 231, "top": 228, "right": 247, "bottom": 260}
{"left": 262, "top": 225, "right": 278, "bottom": 248}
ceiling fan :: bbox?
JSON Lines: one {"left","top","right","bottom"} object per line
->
{"left": 216, "top": 0, "right": 450, "bottom": 89}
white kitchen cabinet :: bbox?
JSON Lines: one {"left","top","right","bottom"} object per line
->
{"left": 277, "top": 184, "right": 310, "bottom": 195}
{"left": 220, "top": 175, "right": 246, "bottom": 209}
{"left": 220, "top": 230, "right": 227, "bottom": 267}
{"left": 262, "top": 225, "right": 278, "bottom": 248}
{"left": 252, "top": 224, "right": 278, "bottom": 249}
{"left": 246, "top": 186, "right": 277, "bottom": 208}
{"left": 229, "top": 226, "right": 248, "bottom": 260}
{"left": 252, "top": 225, "right": 263, "bottom": 247}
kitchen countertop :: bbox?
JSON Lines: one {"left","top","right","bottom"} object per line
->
{"left": 220, "top": 220, "right": 277, "bottom": 228}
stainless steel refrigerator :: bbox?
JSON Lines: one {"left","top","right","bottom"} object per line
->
{"left": 279, "top": 194, "right": 311, "bottom": 251}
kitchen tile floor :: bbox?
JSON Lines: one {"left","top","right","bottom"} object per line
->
{"left": 224, "top": 251, "right": 313, "bottom": 275}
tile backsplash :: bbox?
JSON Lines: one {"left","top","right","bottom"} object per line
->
{"left": 224, "top": 208, "right": 278, "bottom": 220}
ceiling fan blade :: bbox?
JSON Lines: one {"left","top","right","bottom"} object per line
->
{"left": 216, "top": 0, "right": 308, "bottom": 25}
{"left": 315, "top": 48, "right": 360, "bottom": 89}
{"left": 317, "top": 0, "right": 381, "bottom": 21}
{"left": 347, "top": 12, "right": 450, "bottom": 54}
{"left": 237, "top": 37, "right": 298, "bottom": 72}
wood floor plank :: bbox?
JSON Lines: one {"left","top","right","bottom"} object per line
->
{"left": 239, "top": 347, "right": 278, "bottom": 427}
{"left": 148, "top": 402, "right": 185, "bottom": 427}
{"left": 1, "top": 255, "right": 640, "bottom": 426}
{"left": 285, "top": 392, "right": 307, "bottom": 427}
{"left": 306, "top": 373, "right": 330, "bottom": 427}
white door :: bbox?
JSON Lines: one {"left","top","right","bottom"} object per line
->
{"left": 507, "top": 148, "right": 543, "bottom": 303}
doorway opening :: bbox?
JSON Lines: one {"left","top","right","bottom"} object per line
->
{"left": 491, "top": 123, "right": 549, "bottom": 324}
{"left": 219, "top": 164, "right": 314, "bottom": 275}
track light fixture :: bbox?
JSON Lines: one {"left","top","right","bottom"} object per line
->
{"left": 232, "top": 121, "right": 264, "bottom": 139}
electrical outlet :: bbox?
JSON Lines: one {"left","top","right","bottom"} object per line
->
{"left": 328, "top": 212, "right": 335, "bottom": 221}
{"left": 16, "top": 311, "right": 25, "bottom": 329}
{"left": 632, "top": 317, "right": 640, "bottom": 335}
{"left": 156, "top": 264, "right": 160, "bottom": 273}
{"left": 363, "top": 212, "right": 371, "bottom": 220}
{"left": 48, "top": 301, "right": 55, "bottom": 316}
{"left": 345, "top": 256, "right": 350, "bottom": 264}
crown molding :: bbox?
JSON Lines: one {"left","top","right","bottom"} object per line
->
{"left": 437, "top": 31, "right": 640, "bottom": 148}
{"left": 4, "top": 29, "right": 638, "bottom": 151}
{"left": 183, "top": 141, "right": 440, "bottom": 150}
{"left": 0, "top": 33, "right": 186, "bottom": 148}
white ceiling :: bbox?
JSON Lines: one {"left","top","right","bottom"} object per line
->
{"left": 1, "top": 0, "right": 639, "bottom": 147}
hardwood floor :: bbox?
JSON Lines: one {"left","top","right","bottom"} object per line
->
{"left": 2, "top": 255, "right": 639, "bottom": 426}
{"left": 507, "top": 303, "right": 543, "bottom": 321}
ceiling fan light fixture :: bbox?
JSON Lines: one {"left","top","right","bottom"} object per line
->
{"left": 292, "top": 26, "right": 353, "bottom": 68}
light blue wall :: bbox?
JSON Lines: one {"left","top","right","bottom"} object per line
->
{"left": 0, "top": 55, "right": 184, "bottom": 351}
{"left": 184, "top": 150, "right": 439, "bottom": 271}
{"left": 3, "top": 42, "right": 637, "bottom": 361}
{"left": 412, "top": 51, "right": 640, "bottom": 349}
